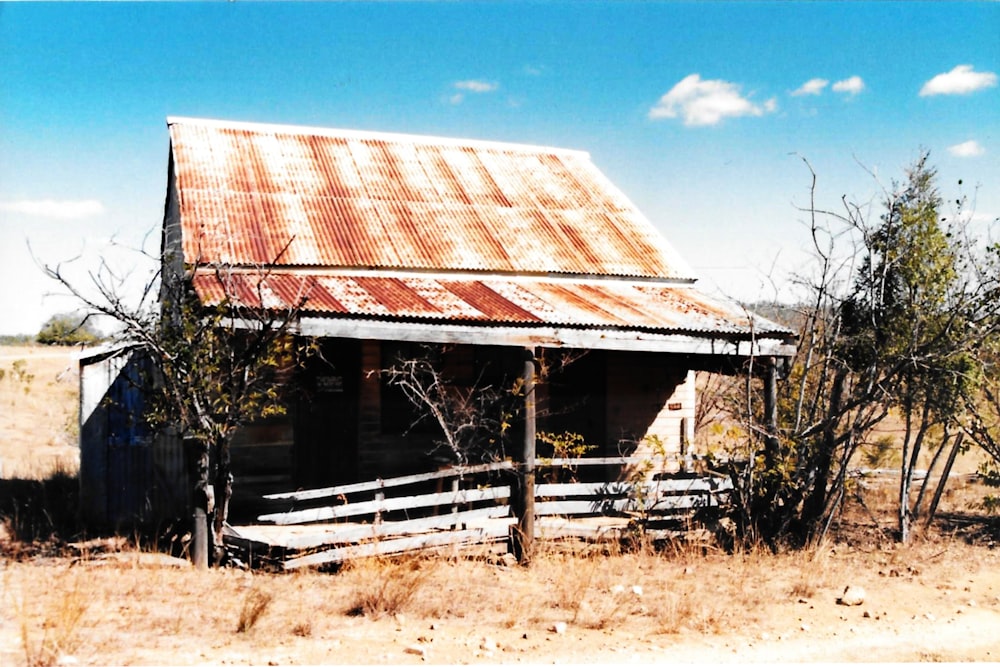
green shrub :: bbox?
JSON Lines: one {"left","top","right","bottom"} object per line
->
{"left": 36, "top": 313, "right": 102, "bottom": 346}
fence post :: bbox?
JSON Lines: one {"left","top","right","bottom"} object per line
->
{"left": 512, "top": 347, "right": 536, "bottom": 565}
{"left": 374, "top": 478, "right": 384, "bottom": 525}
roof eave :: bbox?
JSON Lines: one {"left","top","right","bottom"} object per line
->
{"left": 291, "top": 316, "right": 797, "bottom": 359}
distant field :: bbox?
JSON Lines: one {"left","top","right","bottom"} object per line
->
{"left": 0, "top": 345, "right": 83, "bottom": 479}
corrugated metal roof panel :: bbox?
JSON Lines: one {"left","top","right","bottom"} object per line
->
{"left": 190, "top": 270, "right": 793, "bottom": 338}
{"left": 168, "top": 118, "right": 696, "bottom": 280}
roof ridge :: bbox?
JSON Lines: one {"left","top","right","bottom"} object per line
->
{"left": 166, "top": 116, "right": 591, "bottom": 158}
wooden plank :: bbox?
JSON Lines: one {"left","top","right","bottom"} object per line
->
{"left": 273, "top": 506, "right": 513, "bottom": 550}
{"left": 539, "top": 456, "right": 695, "bottom": 467}
{"left": 264, "top": 460, "right": 515, "bottom": 501}
{"left": 283, "top": 526, "right": 510, "bottom": 569}
{"left": 535, "top": 478, "right": 731, "bottom": 497}
{"left": 259, "top": 486, "right": 512, "bottom": 525}
{"left": 535, "top": 482, "right": 633, "bottom": 497}
{"left": 535, "top": 499, "right": 631, "bottom": 516}
{"left": 536, "top": 522, "right": 627, "bottom": 540}
{"left": 535, "top": 494, "right": 717, "bottom": 517}
{"left": 295, "top": 316, "right": 797, "bottom": 358}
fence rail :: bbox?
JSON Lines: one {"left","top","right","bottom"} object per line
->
{"left": 228, "top": 456, "right": 732, "bottom": 569}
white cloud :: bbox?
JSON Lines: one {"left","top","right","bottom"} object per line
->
{"left": 0, "top": 199, "right": 105, "bottom": 220}
{"left": 920, "top": 65, "right": 997, "bottom": 96}
{"left": 454, "top": 80, "right": 498, "bottom": 93}
{"left": 832, "top": 76, "right": 865, "bottom": 96}
{"left": 448, "top": 93, "right": 465, "bottom": 105}
{"left": 649, "top": 74, "right": 773, "bottom": 127}
{"left": 947, "top": 140, "right": 985, "bottom": 157}
{"left": 792, "top": 78, "right": 829, "bottom": 96}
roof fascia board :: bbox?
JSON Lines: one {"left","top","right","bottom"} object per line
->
{"left": 292, "top": 316, "right": 797, "bottom": 359}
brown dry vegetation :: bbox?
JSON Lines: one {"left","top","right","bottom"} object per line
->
{"left": 0, "top": 345, "right": 81, "bottom": 480}
{"left": 2, "top": 345, "right": 1000, "bottom": 665}
{"left": 3, "top": 530, "right": 999, "bottom": 665}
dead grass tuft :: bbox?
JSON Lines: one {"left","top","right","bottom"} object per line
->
{"left": 17, "top": 571, "right": 90, "bottom": 667}
{"left": 235, "top": 587, "right": 273, "bottom": 633}
{"left": 290, "top": 620, "right": 312, "bottom": 637}
{"left": 342, "top": 555, "right": 437, "bottom": 619}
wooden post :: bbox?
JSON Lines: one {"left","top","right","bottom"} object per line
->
{"left": 192, "top": 506, "right": 209, "bottom": 569}
{"left": 374, "top": 478, "right": 384, "bottom": 525}
{"left": 512, "top": 347, "right": 536, "bottom": 565}
{"left": 186, "top": 437, "right": 211, "bottom": 569}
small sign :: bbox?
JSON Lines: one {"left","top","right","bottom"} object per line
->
{"left": 668, "top": 402, "right": 683, "bottom": 411}
{"left": 317, "top": 375, "right": 344, "bottom": 393}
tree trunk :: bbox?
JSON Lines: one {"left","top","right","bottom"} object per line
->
{"left": 762, "top": 359, "right": 780, "bottom": 472}
{"left": 898, "top": 395, "right": 915, "bottom": 543}
{"left": 913, "top": 429, "right": 949, "bottom": 522}
{"left": 803, "top": 367, "right": 847, "bottom": 534}
{"left": 925, "top": 432, "right": 964, "bottom": 528}
{"left": 899, "top": 399, "right": 932, "bottom": 543}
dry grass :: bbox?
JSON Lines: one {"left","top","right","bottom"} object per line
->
{"left": 13, "top": 570, "right": 90, "bottom": 667}
{"left": 4, "top": 531, "right": 998, "bottom": 665}
{"left": 0, "top": 345, "right": 82, "bottom": 480}
{"left": 235, "top": 588, "right": 273, "bottom": 633}
{"left": 341, "top": 555, "right": 438, "bottom": 619}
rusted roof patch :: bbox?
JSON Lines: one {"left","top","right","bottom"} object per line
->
{"left": 191, "top": 270, "right": 792, "bottom": 338}
{"left": 168, "top": 118, "right": 695, "bottom": 281}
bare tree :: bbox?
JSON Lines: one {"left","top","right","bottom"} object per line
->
{"left": 378, "top": 346, "right": 524, "bottom": 466}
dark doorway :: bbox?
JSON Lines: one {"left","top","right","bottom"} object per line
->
{"left": 294, "top": 338, "right": 361, "bottom": 488}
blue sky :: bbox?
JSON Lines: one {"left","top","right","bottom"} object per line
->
{"left": 1, "top": 1, "right": 997, "bottom": 335}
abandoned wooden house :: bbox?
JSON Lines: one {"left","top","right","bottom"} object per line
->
{"left": 80, "top": 117, "right": 796, "bottom": 563}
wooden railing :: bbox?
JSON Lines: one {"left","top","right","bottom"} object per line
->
{"left": 231, "top": 457, "right": 732, "bottom": 569}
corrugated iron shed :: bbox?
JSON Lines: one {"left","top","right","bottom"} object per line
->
{"left": 166, "top": 117, "right": 795, "bottom": 355}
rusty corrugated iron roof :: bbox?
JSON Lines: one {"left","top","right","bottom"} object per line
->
{"left": 168, "top": 118, "right": 795, "bottom": 348}
{"left": 167, "top": 117, "right": 696, "bottom": 280}
{"left": 191, "top": 269, "right": 792, "bottom": 337}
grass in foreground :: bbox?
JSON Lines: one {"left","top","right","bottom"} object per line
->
{"left": 4, "top": 527, "right": 998, "bottom": 666}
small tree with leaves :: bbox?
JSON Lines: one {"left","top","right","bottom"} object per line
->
{"left": 44, "top": 244, "right": 310, "bottom": 567}
{"left": 837, "top": 154, "right": 977, "bottom": 541}
{"left": 727, "top": 151, "right": 997, "bottom": 547}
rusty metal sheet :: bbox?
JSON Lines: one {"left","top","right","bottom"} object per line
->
{"left": 190, "top": 270, "right": 792, "bottom": 337}
{"left": 168, "top": 118, "right": 696, "bottom": 280}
